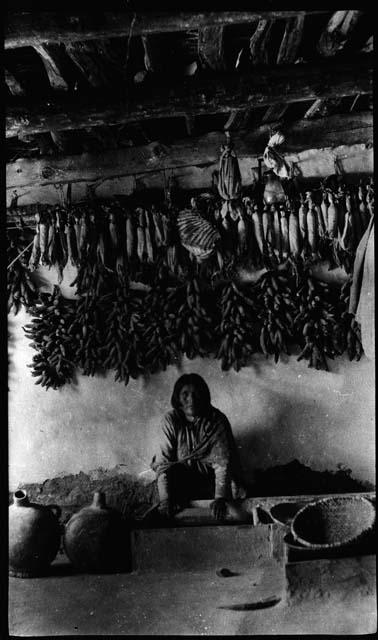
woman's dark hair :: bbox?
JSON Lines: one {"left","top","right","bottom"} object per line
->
{"left": 171, "top": 374, "right": 211, "bottom": 413}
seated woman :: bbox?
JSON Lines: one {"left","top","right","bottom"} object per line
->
{"left": 151, "top": 373, "right": 247, "bottom": 521}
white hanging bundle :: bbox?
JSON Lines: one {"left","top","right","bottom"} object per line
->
{"left": 263, "top": 132, "right": 291, "bottom": 179}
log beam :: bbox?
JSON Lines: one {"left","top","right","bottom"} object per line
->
{"left": 276, "top": 13, "right": 305, "bottom": 64}
{"left": 65, "top": 41, "right": 114, "bottom": 88}
{"left": 198, "top": 26, "right": 226, "bottom": 71}
{"left": 262, "top": 104, "right": 291, "bottom": 124}
{"left": 33, "top": 43, "right": 69, "bottom": 91}
{"left": 303, "top": 97, "right": 343, "bottom": 120}
{"left": 5, "top": 69, "right": 25, "bottom": 96}
{"left": 6, "top": 58, "right": 372, "bottom": 138}
{"left": 249, "top": 19, "right": 276, "bottom": 65}
{"left": 317, "top": 10, "right": 363, "bottom": 57}
{"left": 262, "top": 14, "right": 305, "bottom": 124}
{"left": 5, "top": 11, "right": 329, "bottom": 49}
{"left": 308, "top": 11, "right": 364, "bottom": 122}
{"left": 7, "top": 111, "right": 372, "bottom": 190}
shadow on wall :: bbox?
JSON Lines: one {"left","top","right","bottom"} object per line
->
{"left": 249, "top": 459, "right": 375, "bottom": 497}
{"left": 235, "top": 392, "right": 375, "bottom": 497}
{"left": 236, "top": 393, "right": 314, "bottom": 484}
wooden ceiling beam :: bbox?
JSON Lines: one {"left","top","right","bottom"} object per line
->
{"left": 198, "top": 26, "right": 226, "bottom": 71}
{"left": 317, "top": 10, "right": 363, "bottom": 57}
{"left": 303, "top": 97, "right": 343, "bottom": 120}
{"left": 261, "top": 104, "right": 290, "bottom": 124}
{"left": 307, "top": 11, "right": 364, "bottom": 122}
{"left": 249, "top": 19, "right": 276, "bottom": 65}
{"left": 361, "top": 36, "right": 373, "bottom": 53}
{"left": 141, "top": 35, "right": 161, "bottom": 74}
{"left": 5, "top": 69, "right": 25, "bottom": 96}
{"left": 262, "top": 14, "right": 305, "bottom": 124}
{"left": 7, "top": 111, "right": 372, "bottom": 190}
{"left": 6, "top": 58, "right": 372, "bottom": 138}
{"left": 223, "top": 109, "right": 247, "bottom": 131}
{"left": 276, "top": 13, "right": 305, "bottom": 64}
{"left": 33, "top": 43, "right": 69, "bottom": 91}
{"left": 5, "top": 11, "right": 329, "bottom": 49}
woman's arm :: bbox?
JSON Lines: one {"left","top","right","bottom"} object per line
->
{"left": 151, "top": 412, "right": 178, "bottom": 513}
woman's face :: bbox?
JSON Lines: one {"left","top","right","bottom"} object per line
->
{"left": 178, "top": 384, "right": 202, "bottom": 420}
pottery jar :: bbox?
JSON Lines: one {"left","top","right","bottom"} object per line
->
{"left": 263, "top": 171, "right": 286, "bottom": 205}
{"left": 63, "top": 491, "right": 130, "bottom": 573}
{"left": 9, "top": 490, "right": 62, "bottom": 578}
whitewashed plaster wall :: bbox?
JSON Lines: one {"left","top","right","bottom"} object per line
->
{"left": 8, "top": 282, "right": 375, "bottom": 491}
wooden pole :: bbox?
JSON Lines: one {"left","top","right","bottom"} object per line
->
{"left": 6, "top": 58, "right": 372, "bottom": 137}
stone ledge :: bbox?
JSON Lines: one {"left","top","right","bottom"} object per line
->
{"left": 285, "top": 555, "right": 376, "bottom": 606}
{"left": 131, "top": 524, "right": 273, "bottom": 573}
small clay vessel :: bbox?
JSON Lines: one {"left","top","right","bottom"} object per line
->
{"left": 9, "top": 490, "right": 62, "bottom": 578}
{"left": 63, "top": 491, "right": 129, "bottom": 573}
{"left": 263, "top": 171, "right": 286, "bottom": 205}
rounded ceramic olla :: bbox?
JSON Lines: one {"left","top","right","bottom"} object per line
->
{"left": 9, "top": 490, "right": 62, "bottom": 578}
{"left": 64, "top": 492, "right": 128, "bottom": 573}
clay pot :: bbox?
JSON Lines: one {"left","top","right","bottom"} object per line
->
{"left": 9, "top": 490, "right": 62, "bottom": 578}
{"left": 63, "top": 492, "right": 130, "bottom": 573}
{"left": 263, "top": 171, "right": 286, "bottom": 204}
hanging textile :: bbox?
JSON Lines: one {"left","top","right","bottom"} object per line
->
{"left": 356, "top": 222, "right": 374, "bottom": 360}
{"left": 349, "top": 216, "right": 374, "bottom": 360}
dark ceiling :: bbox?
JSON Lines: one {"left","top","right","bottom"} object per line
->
{"left": 5, "top": 8, "right": 373, "bottom": 163}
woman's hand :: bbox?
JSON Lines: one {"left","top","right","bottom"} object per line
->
{"left": 157, "top": 499, "right": 173, "bottom": 519}
{"left": 211, "top": 497, "right": 228, "bottom": 521}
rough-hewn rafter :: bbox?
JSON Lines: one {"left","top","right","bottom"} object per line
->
{"left": 198, "top": 26, "right": 226, "bottom": 71}
{"left": 5, "top": 11, "right": 329, "bottom": 49}
{"left": 5, "top": 69, "right": 25, "bottom": 96}
{"left": 33, "top": 43, "right": 69, "bottom": 91}
{"left": 7, "top": 111, "right": 372, "bottom": 190}
{"left": 262, "top": 104, "right": 291, "bottom": 124}
{"left": 249, "top": 19, "right": 276, "bottom": 65}
{"left": 276, "top": 13, "right": 305, "bottom": 64}
{"left": 6, "top": 58, "right": 372, "bottom": 138}
{"left": 262, "top": 14, "right": 305, "bottom": 124}
{"left": 317, "top": 10, "right": 363, "bottom": 57}
{"left": 306, "top": 11, "right": 364, "bottom": 122}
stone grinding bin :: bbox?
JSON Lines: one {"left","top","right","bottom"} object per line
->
{"left": 291, "top": 495, "right": 376, "bottom": 550}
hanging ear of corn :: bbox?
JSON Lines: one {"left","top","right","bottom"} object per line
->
{"left": 327, "top": 191, "right": 339, "bottom": 238}
{"left": 298, "top": 197, "right": 308, "bottom": 241}
{"left": 279, "top": 205, "right": 290, "bottom": 259}
{"left": 262, "top": 204, "right": 273, "bottom": 245}
{"left": 271, "top": 204, "right": 282, "bottom": 259}
{"left": 251, "top": 204, "right": 265, "bottom": 255}
{"left": 28, "top": 214, "right": 41, "bottom": 272}
{"left": 306, "top": 204, "right": 318, "bottom": 254}
{"left": 288, "top": 208, "right": 301, "bottom": 257}
{"left": 217, "top": 143, "right": 242, "bottom": 201}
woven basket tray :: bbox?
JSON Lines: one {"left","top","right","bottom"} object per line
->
{"left": 291, "top": 495, "right": 376, "bottom": 549}
{"left": 269, "top": 501, "right": 307, "bottom": 526}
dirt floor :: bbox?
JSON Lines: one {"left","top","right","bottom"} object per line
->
{"left": 9, "top": 553, "right": 376, "bottom": 636}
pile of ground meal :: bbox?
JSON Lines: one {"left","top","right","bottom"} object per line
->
{"left": 9, "top": 459, "right": 374, "bottom": 521}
